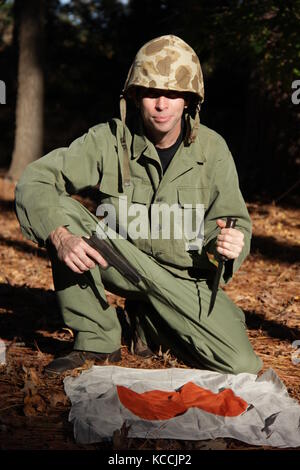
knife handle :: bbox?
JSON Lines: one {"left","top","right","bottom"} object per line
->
{"left": 219, "top": 217, "right": 237, "bottom": 261}
{"left": 225, "top": 217, "right": 237, "bottom": 229}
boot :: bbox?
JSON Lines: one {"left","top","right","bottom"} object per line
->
{"left": 44, "top": 349, "right": 121, "bottom": 376}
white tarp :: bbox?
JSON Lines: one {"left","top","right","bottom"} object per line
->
{"left": 64, "top": 366, "right": 300, "bottom": 448}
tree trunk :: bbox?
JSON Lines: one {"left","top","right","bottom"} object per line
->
{"left": 8, "top": 0, "right": 44, "bottom": 181}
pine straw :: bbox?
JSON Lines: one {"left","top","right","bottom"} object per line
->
{"left": 0, "top": 177, "right": 299, "bottom": 450}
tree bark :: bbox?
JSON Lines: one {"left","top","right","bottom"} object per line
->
{"left": 8, "top": 0, "right": 44, "bottom": 181}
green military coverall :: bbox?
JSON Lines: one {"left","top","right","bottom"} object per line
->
{"left": 15, "top": 117, "right": 262, "bottom": 374}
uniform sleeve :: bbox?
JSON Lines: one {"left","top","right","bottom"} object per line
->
{"left": 203, "top": 145, "right": 252, "bottom": 284}
{"left": 15, "top": 125, "right": 107, "bottom": 246}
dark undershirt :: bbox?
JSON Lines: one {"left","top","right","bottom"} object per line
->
{"left": 155, "top": 119, "right": 184, "bottom": 173}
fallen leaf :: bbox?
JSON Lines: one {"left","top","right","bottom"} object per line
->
{"left": 49, "top": 391, "right": 69, "bottom": 408}
{"left": 24, "top": 392, "right": 47, "bottom": 416}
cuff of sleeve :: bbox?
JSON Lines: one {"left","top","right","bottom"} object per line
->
{"left": 35, "top": 214, "right": 70, "bottom": 246}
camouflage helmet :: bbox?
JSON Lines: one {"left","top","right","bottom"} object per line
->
{"left": 123, "top": 35, "right": 204, "bottom": 103}
{"left": 119, "top": 35, "right": 204, "bottom": 188}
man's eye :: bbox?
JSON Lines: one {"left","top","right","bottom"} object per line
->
{"left": 141, "top": 90, "right": 158, "bottom": 99}
{"left": 166, "top": 91, "right": 179, "bottom": 99}
{"left": 142, "top": 89, "right": 179, "bottom": 99}
{"left": 148, "top": 91, "right": 159, "bottom": 98}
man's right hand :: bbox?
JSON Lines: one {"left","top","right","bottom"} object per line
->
{"left": 49, "top": 226, "right": 108, "bottom": 274}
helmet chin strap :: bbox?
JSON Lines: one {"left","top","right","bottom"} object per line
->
{"left": 188, "top": 102, "right": 201, "bottom": 144}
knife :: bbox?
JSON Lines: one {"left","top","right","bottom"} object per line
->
{"left": 207, "top": 217, "right": 237, "bottom": 316}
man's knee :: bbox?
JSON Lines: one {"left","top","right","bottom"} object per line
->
{"left": 230, "top": 351, "right": 263, "bottom": 375}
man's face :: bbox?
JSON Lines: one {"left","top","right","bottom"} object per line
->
{"left": 138, "top": 88, "right": 187, "bottom": 146}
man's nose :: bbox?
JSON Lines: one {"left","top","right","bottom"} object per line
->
{"left": 155, "top": 95, "right": 168, "bottom": 110}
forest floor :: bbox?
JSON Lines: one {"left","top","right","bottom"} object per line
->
{"left": 0, "top": 176, "right": 299, "bottom": 451}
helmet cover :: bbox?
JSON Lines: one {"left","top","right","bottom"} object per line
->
{"left": 123, "top": 35, "right": 204, "bottom": 103}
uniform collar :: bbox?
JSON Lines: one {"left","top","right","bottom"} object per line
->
{"left": 132, "top": 117, "right": 159, "bottom": 162}
{"left": 132, "top": 133, "right": 148, "bottom": 160}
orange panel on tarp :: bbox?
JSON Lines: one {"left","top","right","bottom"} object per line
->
{"left": 117, "top": 381, "right": 248, "bottom": 421}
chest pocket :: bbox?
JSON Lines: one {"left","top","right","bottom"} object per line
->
{"left": 131, "top": 183, "right": 153, "bottom": 205}
{"left": 177, "top": 187, "right": 208, "bottom": 251}
{"left": 98, "top": 178, "right": 154, "bottom": 242}
{"left": 177, "top": 187, "right": 210, "bottom": 209}
{"left": 98, "top": 175, "right": 132, "bottom": 236}
{"left": 126, "top": 183, "right": 153, "bottom": 245}
{"left": 99, "top": 173, "right": 120, "bottom": 198}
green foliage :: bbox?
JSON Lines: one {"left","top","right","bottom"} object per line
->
{"left": 214, "top": 0, "right": 300, "bottom": 91}
{"left": 158, "top": 0, "right": 300, "bottom": 95}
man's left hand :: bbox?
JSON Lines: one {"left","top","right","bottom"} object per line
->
{"left": 216, "top": 219, "right": 244, "bottom": 260}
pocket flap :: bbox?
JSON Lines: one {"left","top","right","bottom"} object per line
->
{"left": 177, "top": 187, "right": 209, "bottom": 207}
{"left": 99, "top": 176, "right": 120, "bottom": 197}
{"left": 132, "top": 184, "right": 153, "bottom": 204}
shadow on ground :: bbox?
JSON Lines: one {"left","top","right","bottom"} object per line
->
{"left": 0, "top": 283, "right": 71, "bottom": 355}
{"left": 251, "top": 234, "right": 300, "bottom": 264}
{"left": 245, "top": 309, "right": 300, "bottom": 341}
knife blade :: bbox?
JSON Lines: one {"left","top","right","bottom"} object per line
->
{"left": 208, "top": 217, "right": 237, "bottom": 316}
